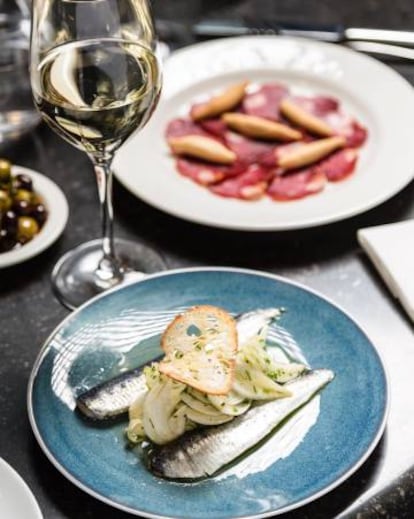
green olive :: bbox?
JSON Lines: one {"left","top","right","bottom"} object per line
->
{"left": 17, "top": 216, "right": 39, "bottom": 243}
{"left": 0, "top": 159, "right": 11, "bottom": 184}
{"left": 14, "top": 189, "right": 33, "bottom": 204}
{"left": 0, "top": 189, "right": 12, "bottom": 212}
{"left": 31, "top": 193, "right": 44, "bottom": 206}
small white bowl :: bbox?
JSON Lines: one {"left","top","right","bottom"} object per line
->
{"left": 0, "top": 166, "right": 69, "bottom": 268}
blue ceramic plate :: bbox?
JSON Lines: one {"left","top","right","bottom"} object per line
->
{"left": 28, "top": 268, "right": 388, "bottom": 519}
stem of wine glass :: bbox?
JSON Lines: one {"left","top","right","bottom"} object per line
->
{"left": 90, "top": 153, "right": 124, "bottom": 288}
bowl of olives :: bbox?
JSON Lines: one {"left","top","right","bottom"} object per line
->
{"left": 0, "top": 159, "right": 68, "bottom": 267}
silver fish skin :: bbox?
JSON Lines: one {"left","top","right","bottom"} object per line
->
{"left": 76, "top": 367, "right": 147, "bottom": 420}
{"left": 147, "top": 368, "right": 334, "bottom": 480}
{"left": 75, "top": 308, "right": 282, "bottom": 420}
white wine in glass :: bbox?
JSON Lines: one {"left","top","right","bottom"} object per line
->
{"left": 30, "top": 0, "right": 165, "bottom": 309}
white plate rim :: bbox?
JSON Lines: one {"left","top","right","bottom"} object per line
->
{"left": 26, "top": 266, "right": 390, "bottom": 519}
{"left": 0, "top": 166, "right": 69, "bottom": 268}
{"left": 0, "top": 458, "right": 43, "bottom": 519}
{"left": 114, "top": 35, "right": 414, "bottom": 231}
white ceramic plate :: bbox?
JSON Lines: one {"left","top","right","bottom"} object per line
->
{"left": 0, "top": 166, "right": 68, "bottom": 268}
{"left": 0, "top": 458, "right": 43, "bottom": 519}
{"left": 114, "top": 36, "right": 414, "bottom": 231}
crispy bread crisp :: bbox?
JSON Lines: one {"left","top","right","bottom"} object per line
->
{"left": 191, "top": 82, "right": 249, "bottom": 121}
{"left": 159, "top": 305, "right": 238, "bottom": 395}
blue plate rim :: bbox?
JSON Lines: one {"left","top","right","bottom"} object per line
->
{"left": 27, "top": 266, "right": 390, "bottom": 519}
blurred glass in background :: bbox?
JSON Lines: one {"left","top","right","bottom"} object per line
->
{"left": 0, "top": 0, "right": 40, "bottom": 148}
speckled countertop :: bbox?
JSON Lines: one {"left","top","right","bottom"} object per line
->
{"left": 1, "top": 1, "right": 414, "bottom": 518}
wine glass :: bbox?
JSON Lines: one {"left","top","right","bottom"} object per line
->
{"left": 30, "top": 0, "right": 165, "bottom": 309}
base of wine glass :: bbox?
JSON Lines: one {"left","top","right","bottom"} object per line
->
{"left": 51, "top": 238, "right": 166, "bottom": 310}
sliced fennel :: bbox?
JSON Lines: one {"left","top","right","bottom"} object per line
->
{"left": 126, "top": 393, "right": 146, "bottom": 443}
{"left": 184, "top": 406, "right": 234, "bottom": 426}
{"left": 142, "top": 378, "right": 186, "bottom": 444}
{"left": 126, "top": 327, "right": 307, "bottom": 446}
{"left": 233, "top": 365, "right": 291, "bottom": 400}
{"left": 240, "top": 329, "right": 307, "bottom": 383}
{"left": 207, "top": 391, "right": 251, "bottom": 416}
{"left": 181, "top": 392, "right": 227, "bottom": 416}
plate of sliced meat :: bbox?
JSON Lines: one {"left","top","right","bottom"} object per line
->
{"left": 114, "top": 36, "right": 414, "bottom": 231}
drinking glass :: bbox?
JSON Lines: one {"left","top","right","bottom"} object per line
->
{"left": 30, "top": 0, "right": 165, "bottom": 309}
{"left": 0, "top": 8, "right": 40, "bottom": 147}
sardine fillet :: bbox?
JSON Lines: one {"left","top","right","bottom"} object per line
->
{"left": 147, "top": 368, "right": 334, "bottom": 480}
{"left": 76, "top": 367, "right": 147, "bottom": 419}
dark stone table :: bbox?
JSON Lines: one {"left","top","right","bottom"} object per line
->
{"left": 1, "top": 1, "right": 414, "bottom": 517}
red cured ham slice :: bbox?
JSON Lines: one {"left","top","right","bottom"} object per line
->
{"left": 267, "top": 169, "right": 327, "bottom": 201}
{"left": 199, "top": 118, "right": 228, "bottom": 138}
{"left": 165, "top": 118, "right": 208, "bottom": 139}
{"left": 242, "top": 84, "right": 289, "bottom": 121}
{"left": 343, "top": 121, "right": 367, "bottom": 148}
{"left": 323, "top": 112, "right": 367, "bottom": 147}
{"left": 224, "top": 131, "right": 277, "bottom": 166}
{"left": 290, "top": 96, "right": 367, "bottom": 147}
{"left": 176, "top": 158, "right": 246, "bottom": 186}
{"left": 316, "top": 148, "right": 358, "bottom": 181}
{"left": 211, "top": 165, "right": 272, "bottom": 200}
{"left": 292, "top": 96, "right": 339, "bottom": 117}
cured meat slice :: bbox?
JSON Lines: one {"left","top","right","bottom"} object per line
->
{"left": 199, "top": 118, "right": 228, "bottom": 138}
{"left": 224, "top": 131, "right": 277, "bottom": 166}
{"left": 242, "top": 84, "right": 289, "bottom": 121}
{"left": 323, "top": 113, "right": 367, "bottom": 147}
{"left": 165, "top": 118, "right": 208, "bottom": 139}
{"left": 267, "top": 169, "right": 327, "bottom": 201}
{"left": 316, "top": 148, "right": 358, "bottom": 181}
{"left": 343, "top": 121, "right": 367, "bottom": 148}
{"left": 176, "top": 158, "right": 246, "bottom": 186}
{"left": 292, "top": 96, "right": 339, "bottom": 117}
{"left": 289, "top": 96, "right": 367, "bottom": 147}
{"left": 211, "top": 164, "right": 272, "bottom": 200}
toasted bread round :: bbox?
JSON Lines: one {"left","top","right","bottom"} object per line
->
{"left": 159, "top": 305, "right": 238, "bottom": 395}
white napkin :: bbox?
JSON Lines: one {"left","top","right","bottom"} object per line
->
{"left": 357, "top": 219, "right": 414, "bottom": 321}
